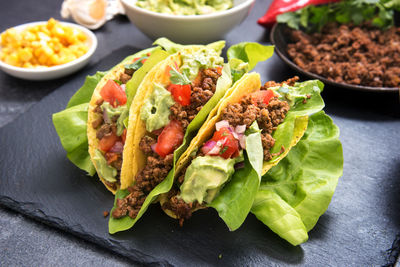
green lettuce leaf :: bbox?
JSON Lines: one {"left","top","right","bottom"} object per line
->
{"left": 210, "top": 80, "right": 325, "bottom": 231}
{"left": 67, "top": 72, "right": 106, "bottom": 108}
{"left": 209, "top": 121, "right": 263, "bottom": 231}
{"left": 109, "top": 63, "right": 233, "bottom": 233}
{"left": 251, "top": 111, "right": 343, "bottom": 245}
{"left": 227, "top": 43, "right": 274, "bottom": 71}
{"left": 209, "top": 155, "right": 259, "bottom": 231}
{"left": 53, "top": 103, "right": 96, "bottom": 175}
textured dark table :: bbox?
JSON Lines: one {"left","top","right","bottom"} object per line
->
{"left": 1, "top": 0, "right": 400, "bottom": 266}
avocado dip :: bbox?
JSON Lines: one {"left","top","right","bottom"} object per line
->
{"left": 135, "top": 0, "right": 234, "bottom": 15}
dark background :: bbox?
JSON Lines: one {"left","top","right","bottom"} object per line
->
{"left": 0, "top": 0, "right": 399, "bottom": 266}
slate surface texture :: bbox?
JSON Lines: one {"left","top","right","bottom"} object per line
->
{"left": 1, "top": 0, "right": 400, "bottom": 266}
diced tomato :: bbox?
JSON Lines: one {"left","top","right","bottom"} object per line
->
{"left": 154, "top": 120, "right": 184, "bottom": 158}
{"left": 209, "top": 127, "right": 239, "bottom": 159}
{"left": 100, "top": 80, "right": 127, "bottom": 107}
{"left": 121, "top": 129, "right": 127, "bottom": 144}
{"left": 132, "top": 57, "right": 147, "bottom": 64}
{"left": 167, "top": 84, "right": 191, "bottom": 106}
{"left": 251, "top": 89, "right": 275, "bottom": 106}
{"left": 216, "top": 66, "right": 223, "bottom": 75}
{"left": 99, "top": 132, "right": 119, "bottom": 152}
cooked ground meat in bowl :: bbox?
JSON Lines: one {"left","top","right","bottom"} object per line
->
{"left": 271, "top": 23, "right": 400, "bottom": 93}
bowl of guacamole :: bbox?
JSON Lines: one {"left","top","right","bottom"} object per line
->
{"left": 120, "top": 0, "right": 255, "bottom": 43}
{"left": 135, "top": 0, "right": 234, "bottom": 16}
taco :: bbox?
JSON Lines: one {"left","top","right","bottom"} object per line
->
{"left": 87, "top": 48, "right": 176, "bottom": 193}
{"left": 159, "top": 73, "right": 326, "bottom": 227}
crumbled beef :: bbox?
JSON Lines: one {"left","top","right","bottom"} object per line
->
{"left": 119, "top": 67, "right": 135, "bottom": 84}
{"left": 139, "top": 136, "right": 157, "bottom": 155}
{"left": 261, "top": 76, "right": 299, "bottom": 90}
{"left": 287, "top": 22, "right": 400, "bottom": 87}
{"left": 96, "top": 99, "right": 104, "bottom": 106}
{"left": 96, "top": 123, "right": 112, "bottom": 140}
{"left": 120, "top": 73, "right": 131, "bottom": 84}
{"left": 103, "top": 211, "right": 109, "bottom": 218}
{"left": 124, "top": 67, "right": 135, "bottom": 76}
{"left": 112, "top": 154, "right": 174, "bottom": 219}
{"left": 161, "top": 188, "right": 201, "bottom": 226}
{"left": 92, "top": 117, "right": 103, "bottom": 129}
{"left": 93, "top": 105, "right": 102, "bottom": 114}
{"left": 261, "top": 133, "right": 275, "bottom": 161}
{"left": 104, "top": 180, "right": 117, "bottom": 191}
{"left": 221, "top": 94, "right": 289, "bottom": 132}
{"left": 267, "top": 98, "right": 290, "bottom": 129}
{"left": 169, "top": 68, "right": 221, "bottom": 131}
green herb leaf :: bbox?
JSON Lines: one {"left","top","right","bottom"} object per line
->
{"left": 124, "top": 56, "right": 148, "bottom": 71}
{"left": 169, "top": 66, "right": 191, "bottom": 85}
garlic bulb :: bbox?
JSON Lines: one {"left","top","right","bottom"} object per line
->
{"left": 61, "top": 0, "right": 124, "bottom": 30}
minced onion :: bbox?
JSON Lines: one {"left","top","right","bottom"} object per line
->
{"left": 110, "top": 141, "right": 124, "bottom": 153}
{"left": 215, "top": 120, "right": 229, "bottom": 131}
{"left": 103, "top": 108, "right": 110, "bottom": 124}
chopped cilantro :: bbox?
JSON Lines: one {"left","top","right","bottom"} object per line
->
{"left": 220, "top": 146, "right": 228, "bottom": 154}
{"left": 124, "top": 56, "right": 148, "bottom": 71}
{"left": 169, "top": 66, "right": 191, "bottom": 85}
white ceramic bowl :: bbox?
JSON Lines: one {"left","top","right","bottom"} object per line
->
{"left": 0, "top": 21, "right": 97, "bottom": 80}
{"left": 121, "top": 0, "right": 255, "bottom": 44}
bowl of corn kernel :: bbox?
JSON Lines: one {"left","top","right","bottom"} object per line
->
{"left": 0, "top": 18, "right": 97, "bottom": 80}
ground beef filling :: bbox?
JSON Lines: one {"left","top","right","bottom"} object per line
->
{"left": 170, "top": 68, "right": 221, "bottom": 129}
{"left": 287, "top": 22, "right": 400, "bottom": 87}
{"left": 91, "top": 68, "right": 133, "bottom": 187}
{"left": 112, "top": 68, "right": 221, "bottom": 219}
{"left": 162, "top": 79, "right": 292, "bottom": 223}
{"left": 221, "top": 83, "right": 290, "bottom": 161}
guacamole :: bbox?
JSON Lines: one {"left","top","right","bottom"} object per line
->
{"left": 180, "top": 153, "right": 243, "bottom": 204}
{"left": 101, "top": 102, "right": 127, "bottom": 136}
{"left": 140, "top": 83, "right": 175, "bottom": 132}
{"left": 136, "top": 0, "right": 233, "bottom": 16}
{"left": 93, "top": 149, "right": 117, "bottom": 183}
{"left": 180, "top": 48, "right": 224, "bottom": 81}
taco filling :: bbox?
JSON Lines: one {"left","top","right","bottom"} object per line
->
{"left": 162, "top": 77, "right": 299, "bottom": 224}
{"left": 91, "top": 55, "right": 150, "bottom": 190}
{"left": 112, "top": 49, "right": 224, "bottom": 219}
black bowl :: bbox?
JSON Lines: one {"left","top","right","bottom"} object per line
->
{"left": 270, "top": 23, "right": 399, "bottom": 93}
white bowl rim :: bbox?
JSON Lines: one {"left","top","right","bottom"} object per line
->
{"left": 121, "top": 0, "right": 255, "bottom": 20}
{"left": 0, "top": 21, "right": 97, "bottom": 74}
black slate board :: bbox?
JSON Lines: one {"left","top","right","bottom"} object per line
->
{"left": 1, "top": 46, "right": 400, "bottom": 266}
